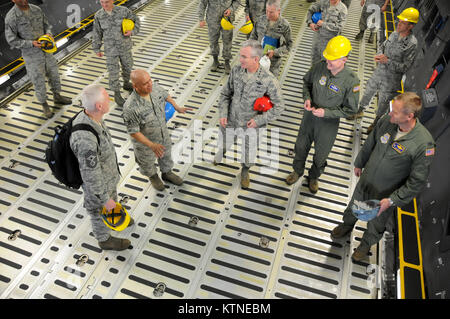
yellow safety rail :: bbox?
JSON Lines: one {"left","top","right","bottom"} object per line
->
{"left": 397, "top": 199, "right": 426, "bottom": 299}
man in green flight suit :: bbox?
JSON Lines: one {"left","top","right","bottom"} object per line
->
{"left": 331, "top": 92, "right": 436, "bottom": 261}
{"left": 286, "top": 36, "right": 360, "bottom": 193}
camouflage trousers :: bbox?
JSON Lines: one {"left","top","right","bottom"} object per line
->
{"left": 207, "top": 20, "right": 233, "bottom": 60}
{"left": 85, "top": 190, "right": 118, "bottom": 242}
{"left": 359, "top": 70, "right": 401, "bottom": 117}
{"left": 23, "top": 52, "right": 61, "bottom": 104}
{"left": 133, "top": 131, "right": 174, "bottom": 178}
{"left": 269, "top": 57, "right": 282, "bottom": 77}
{"left": 311, "top": 31, "right": 336, "bottom": 65}
{"left": 217, "top": 125, "right": 262, "bottom": 168}
{"left": 359, "top": 4, "right": 383, "bottom": 32}
{"left": 105, "top": 50, "right": 133, "bottom": 92}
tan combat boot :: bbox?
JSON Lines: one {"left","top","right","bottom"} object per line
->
{"left": 308, "top": 177, "right": 319, "bottom": 194}
{"left": 41, "top": 102, "right": 54, "bottom": 119}
{"left": 285, "top": 171, "right": 300, "bottom": 185}
{"left": 98, "top": 236, "right": 131, "bottom": 251}
{"left": 224, "top": 60, "right": 231, "bottom": 74}
{"left": 114, "top": 91, "right": 125, "bottom": 106}
{"left": 241, "top": 167, "right": 250, "bottom": 189}
{"left": 150, "top": 173, "right": 165, "bottom": 191}
{"left": 161, "top": 171, "right": 183, "bottom": 186}
{"left": 211, "top": 55, "right": 220, "bottom": 72}
{"left": 351, "top": 244, "right": 370, "bottom": 262}
{"left": 53, "top": 92, "right": 72, "bottom": 105}
{"left": 331, "top": 224, "right": 353, "bottom": 239}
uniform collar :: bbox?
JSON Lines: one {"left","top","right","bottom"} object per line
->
{"left": 239, "top": 65, "right": 266, "bottom": 79}
{"left": 393, "top": 31, "right": 413, "bottom": 43}
{"left": 384, "top": 117, "right": 423, "bottom": 141}
{"left": 13, "top": 4, "right": 36, "bottom": 17}
{"left": 101, "top": 5, "right": 117, "bottom": 16}
{"left": 322, "top": 61, "right": 349, "bottom": 78}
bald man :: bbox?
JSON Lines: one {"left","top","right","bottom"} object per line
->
{"left": 122, "top": 69, "right": 189, "bottom": 191}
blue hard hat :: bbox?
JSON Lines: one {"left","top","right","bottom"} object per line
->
{"left": 351, "top": 199, "right": 380, "bottom": 222}
{"left": 165, "top": 101, "right": 175, "bottom": 122}
{"left": 312, "top": 12, "right": 322, "bottom": 24}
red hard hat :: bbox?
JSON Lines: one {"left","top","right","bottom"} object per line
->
{"left": 254, "top": 96, "right": 273, "bottom": 112}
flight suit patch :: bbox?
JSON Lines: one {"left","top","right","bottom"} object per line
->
{"left": 380, "top": 133, "right": 390, "bottom": 144}
{"left": 328, "top": 83, "right": 340, "bottom": 93}
{"left": 392, "top": 142, "right": 406, "bottom": 154}
{"left": 319, "top": 76, "right": 326, "bottom": 86}
{"left": 425, "top": 147, "right": 435, "bottom": 156}
{"left": 353, "top": 85, "right": 360, "bottom": 92}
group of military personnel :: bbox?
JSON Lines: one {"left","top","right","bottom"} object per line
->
{"left": 4, "top": 0, "right": 436, "bottom": 262}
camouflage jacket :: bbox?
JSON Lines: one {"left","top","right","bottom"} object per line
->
{"left": 306, "top": 0, "right": 347, "bottom": 37}
{"left": 122, "top": 83, "right": 170, "bottom": 140}
{"left": 70, "top": 111, "right": 120, "bottom": 209}
{"left": 219, "top": 65, "right": 285, "bottom": 127}
{"left": 250, "top": 14, "right": 293, "bottom": 58}
{"left": 245, "top": 0, "right": 267, "bottom": 23}
{"left": 4, "top": 4, "right": 52, "bottom": 57}
{"left": 198, "top": 0, "right": 240, "bottom": 22}
{"left": 92, "top": 5, "right": 140, "bottom": 54}
{"left": 377, "top": 31, "right": 418, "bottom": 76}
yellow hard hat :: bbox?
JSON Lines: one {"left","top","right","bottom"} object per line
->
{"left": 221, "top": 17, "right": 234, "bottom": 30}
{"left": 239, "top": 20, "right": 253, "bottom": 34}
{"left": 322, "top": 35, "right": 352, "bottom": 60}
{"left": 101, "top": 202, "right": 131, "bottom": 232}
{"left": 122, "top": 18, "right": 135, "bottom": 35}
{"left": 38, "top": 34, "right": 56, "bottom": 53}
{"left": 397, "top": 7, "right": 419, "bottom": 24}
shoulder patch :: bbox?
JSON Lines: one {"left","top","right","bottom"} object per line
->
{"left": 319, "top": 75, "right": 327, "bottom": 86}
{"left": 425, "top": 147, "right": 435, "bottom": 156}
{"left": 84, "top": 150, "right": 98, "bottom": 169}
{"left": 353, "top": 85, "right": 360, "bottom": 93}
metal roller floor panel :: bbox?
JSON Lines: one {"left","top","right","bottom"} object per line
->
{"left": 0, "top": 0, "right": 381, "bottom": 299}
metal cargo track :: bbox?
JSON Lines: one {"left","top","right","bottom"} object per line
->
{"left": 0, "top": 0, "right": 381, "bottom": 299}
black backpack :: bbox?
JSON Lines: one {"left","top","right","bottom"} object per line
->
{"left": 45, "top": 111, "right": 100, "bottom": 189}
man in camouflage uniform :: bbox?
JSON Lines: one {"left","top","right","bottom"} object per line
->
{"left": 250, "top": 0, "right": 292, "bottom": 77}
{"left": 122, "top": 69, "right": 188, "bottom": 191}
{"left": 4, "top": 0, "right": 72, "bottom": 119}
{"left": 245, "top": 0, "right": 267, "bottom": 39}
{"left": 92, "top": 0, "right": 140, "bottom": 106}
{"left": 216, "top": 39, "right": 285, "bottom": 188}
{"left": 354, "top": 0, "right": 389, "bottom": 43}
{"left": 198, "top": 0, "right": 240, "bottom": 74}
{"left": 286, "top": 36, "right": 360, "bottom": 194}
{"left": 332, "top": 92, "right": 435, "bottom": 261}
{"left": 356, "top": 11, "right": 418, "bottom": 132}
{"left": 308, "top": 0, "right": 352, "bottom": 8}
{"left": 70, "top": 84, "right": 131, "bottom": 251}
{"left": 307, "top": 0, "right": 347, "bottom": 65}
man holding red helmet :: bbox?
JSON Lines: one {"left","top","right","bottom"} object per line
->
{"left": 215, "top": 39, "right": 284, "bottom": 189}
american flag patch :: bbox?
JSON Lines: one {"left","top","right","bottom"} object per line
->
{"left": 425, "top": 148, "right": 435, "bottom": 156}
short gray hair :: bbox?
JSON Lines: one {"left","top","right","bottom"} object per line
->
{"left": 81, "top": 84, "right": 106, "bottom": 112}
{"left": 241, "top": 39, "right": 263, "bottom": 58}
{"left": 267, "top": 0, "right": 281, "bottom": 9}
